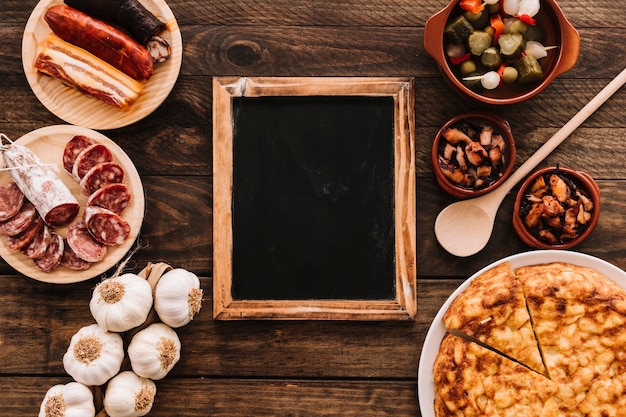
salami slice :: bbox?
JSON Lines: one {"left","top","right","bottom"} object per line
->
{"left": 84, "top": 206, "right": 130, "bottom": 246}
{"left": 6, "top": 215, "right": 44, "bottom": 251}
{"left": 0, "top": 182, "right": 25, "bottom": 221}
{"left": 21, "top": 224, "right": 52, "bottom": 259}
{"left": 2, "top": 143, "right": 80, "bottom": 227}
{"left": 79, "top": 162, "right": 125, "bottom": 196}
{"left": 71, "top": 143, "right": 113, "bottom": 181}
{"left": 60, "top": 239, "right": 92, "bottom": 271}
{"left": 66, "top": 221, "right": 107, "bottom": 262}
{"left": 0, "top": 200, "right": 37, "bottom": 236}
{"left": 87, "top": 183, "right": 131, "bottom": 214}
{"left": 33, "top": 233, "right": 64, "bottom": 272}
{"left": 63, "top": 135, "right": 95, "bottom": 173}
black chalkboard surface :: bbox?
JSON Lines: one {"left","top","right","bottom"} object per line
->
{"left": 231, "top": 96, "right": 395, "bottom": 300}
{"left": 212, "top": 77, "right": 416, "bottom": 320}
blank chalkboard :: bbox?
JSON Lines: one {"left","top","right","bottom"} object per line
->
{"left": 213, "top": 77, "right": 416, "bottom": 320}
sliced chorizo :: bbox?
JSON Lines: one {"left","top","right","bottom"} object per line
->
{"left": 63, "top": 135, "right": 95, "bottom": 174}
{"left": 72, "top": 143, "right": 113, "bottom": 181}
{"left": 21, "top": 224, "right": 52, "bottom": 260}
{"left": 60, "top": 240, "right": 93, "bottom": 271}
{"left": 33, "top": 233, "right": 64, "bottom": 273}
{"left": 84, "top": 206, "right": 130, "bottom": 246}
{"left": 87, "top": 183, "right": 132, "bottom": 214}
{"left": 0, "top": 182, "right": 25, "bottom": 221}
{"left": 0, "top": 200, "right": 37, "bottom": 237}
{"left": 6, "top": 215, "right": 44, "bottom": 251}
{"left": 66, "top": 221, "right": 107, "bottom": 263}
{"left": 79, "top": 162, "right": 125, "bottom": 196}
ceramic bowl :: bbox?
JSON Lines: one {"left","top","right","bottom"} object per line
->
{"left": 513, "top": 166, "right": 601, "bottom": 249}
{"left": 424, "top": 0, "right": 580, "bottom": 105}
{"left": 432, "top": 111, "right": 516, "bottom": 199}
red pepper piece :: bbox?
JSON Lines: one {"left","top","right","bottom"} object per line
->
{"left": 450, "top": 53, "right": 472, "bottom": 65}
{"left": 459, "top": 0, "right": 485, "bottom": 14}
{"left": 490, "top": 14, "right": 505, "bottom": 45}
{"left": 517, "top": 14, "right": 537, "bottom": 25}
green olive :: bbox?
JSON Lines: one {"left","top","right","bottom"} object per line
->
{"left": 509, "top": 19, "right": 528, "bottom": 34}
{"left": 501, "top": 66, "right": 519, "bottom": 83}
{"left": 459, "top": 59, "right": 477, "bottom": 75}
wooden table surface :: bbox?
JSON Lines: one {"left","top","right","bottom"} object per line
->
{"left": 1, "top": 0, "right": 625, "bottom": 415}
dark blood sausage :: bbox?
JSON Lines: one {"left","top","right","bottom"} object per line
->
{"left": 72, "top": 143, "right": 113, "bottom": 181}
{"left": 64, "top": 0, "right": 166, "bottom": 44}
{"left": 45, "top": 4, "right": 154, "bottom": 80}
{"left": 3, "top": 143, "right": 80, "bottom": 227}
{"left": 0, "top": 200, "right": 37, "bottom": 236}
{"left": 66, "top": 221, "right": 107, "bottom": 263}
{"left": 79, "top": 162, "right": 125, "bottom": 196}
{"left": 6, "top": 215, "right": 44, "bottom": 251}
{"left": 33, "top": 233, "right": 64, "bottom": 272}
{"left": 61, "top": 239, "right": 92, "bottom": 271}
{"left": 87, "top": 183, "right": 131, "bottom": 214}
{"left": 63, "top": 135, "right": 94, "bottom": 174}
{"left": 84, "top": 206, "right": 130, "bottom": 246}
{"left": 22, "top": 224, "right": 52, "bottom": 260}
{"left": 0, "top": 182, "right": 25, "bottom": 221}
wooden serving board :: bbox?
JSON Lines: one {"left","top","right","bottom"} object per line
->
{"left": 21, "top": 0, "right": 182, "bottom": 130}
{"left": 0, "top": 125, "right": 145, "bottom": 284}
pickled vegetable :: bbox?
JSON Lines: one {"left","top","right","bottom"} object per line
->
{"left": 444, "top": 15, "right": 475, "bottom": 44}
{"left": 498, "top": 33, "right": 525, "bottom": 60}
{"left": 464, "top": 10, "right": 489, "bottom": 29}
{"left": 515, "top": 54, "right": 543, "bottom": 83}
{"left": 468, "top": 31, "right": 492, "bottom": 55}
{"left": 480, "top": 47, "right": 502, "bottom": 69}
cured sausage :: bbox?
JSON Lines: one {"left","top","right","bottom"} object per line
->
{"left": 0, "top": 201, "right": 37, "bottom": 237}
{"left": 44, "top": 4, "right": 154, "bottom": 80}
{"left": 0, "top": 182, "right": 25, "bottom": 221}
{"left": 63, "top": 135, "right": 94, "bottom": 174}
{"left": 6, "top": 216, "right": 44, "bottom": 251}
{"left": 84, "top": 206, "right": 130, "bottom": 246}
{"left": 33, "top": 233, "right": 64, "bottom": 272}
{"left": 34, "top": 34, "right": 144, "bottom": 111}
{"left": 2, "top": 140, "right": 80, "bottom": 227}
{"left": 64, "top": 0, "right": 166, "bottom": 44}
{"left": 22, "top": 224, "right": 52, "bottom": 260}
{"left": 72, "top": 143, "right": 113, "bottom": 181}
{"left": 60, "top": 240, "right": 92, "bottom": 271}
{"left": 79, "top": 161, "right": 125, "bottom": 195}
{"left": 66, "top": 221, "right": 107, "bottom": 262}
{"left": 87, "top": 183, "right": 131, "bottom": 214}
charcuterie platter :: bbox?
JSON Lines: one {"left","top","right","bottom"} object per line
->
{"left": 0, "top": 125, "right": 145, "bottom": 283}
{"left": 21, "top": 0, "right": 182, "bottom": 130}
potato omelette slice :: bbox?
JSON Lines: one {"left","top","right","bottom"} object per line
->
{"left": 442, "top": 261, "right": 546, "bottom": 376}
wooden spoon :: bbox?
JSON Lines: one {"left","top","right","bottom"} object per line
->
{"left": 435, "top": 67, "right": 626, "bottom": 257}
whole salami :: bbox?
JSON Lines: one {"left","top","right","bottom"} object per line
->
{"left": 84, "top": 206, "right": 130, "bottom": 246}
{"left": 0, "top": 182, "right": 25, "bottom": 221}
{"left": 2, "top": 142, "right": 80, "bottom": 227}
{"left": 66, "top": 221, "right": 107, "bottom": 263}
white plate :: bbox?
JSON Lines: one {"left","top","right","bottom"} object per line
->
{"left": 0, "top": 125, "right": 145, "bottom": 283}
{"left": 21, "top": 0, "right": 182, "bottom": 130}
{"left": 417, "top": 250, "right": 626, "bottom": 416}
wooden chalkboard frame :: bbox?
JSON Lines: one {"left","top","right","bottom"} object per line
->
{"left": 213, "top": 77, "right": 416, "bottom": 320}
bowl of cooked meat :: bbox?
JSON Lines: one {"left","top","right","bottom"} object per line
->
{"left": 424, "top": 0, "right": 580, "bottom": 105}
{"left": 432, "top": 111, "right": 516, "bottom": 199}
{"left": 513, "top": 166, "right": 601, "bottom": 249}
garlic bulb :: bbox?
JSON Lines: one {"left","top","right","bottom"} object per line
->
{"left": 90, "top": 273, "right": 153, "bottom": 332}
{"left": 63, "top": 323, "right": 124, "bottom": 386}
{"left": 103, "top": 371, "right": 156, "bottom": 417}
{"left": 127, "top": 323, "right": 181, "bottom": 380}
{"left": 39, "top": 382, "right": 95, "bottom": 417}
{"left": 154, "top": 268, "right": 203, "bottom": 328}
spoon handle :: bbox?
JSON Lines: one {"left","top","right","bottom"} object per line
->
{"left": 495, "top": 66, "right": 626, "bottom": 200}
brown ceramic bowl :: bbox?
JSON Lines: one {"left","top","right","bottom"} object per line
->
{"left": 424, "top": 0, "right": 580, "bottom": 105}
{"left": 513, "top": 166, "right": 601, "bottom": 249}
{"left": 432, "top": 111, "right": 515, "bottom": 199}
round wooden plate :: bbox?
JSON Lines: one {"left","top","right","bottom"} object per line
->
{"left": 21, "top": 0, "right": 182, "bottom": 130}
{"left": 0, "top": 125, "right": 145, "bottom": 284}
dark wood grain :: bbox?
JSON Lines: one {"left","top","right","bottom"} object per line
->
{"left": 1, "top": 0, "right": 625, "bottom": 415}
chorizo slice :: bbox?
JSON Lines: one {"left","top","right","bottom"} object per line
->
{"left": 6, "top": 215, "right": 44, "bottom": 251}
{"left": 21, "top": 224, "right": 52, "bottom": 260}
{"left": 79, "top": 162, "right": 125, "bottom": 196}
{"left": 33, "top": 233, "right": 64, "bottom": 273}
{"left": 84, "top": 206, "right": 130, "bottom": 246}
{"left": 63, "top": 135, "right": 95, "bottom": 174}
{"left": 87, "top": 183, "right": 131, "bottom": 214}
{"left": 0, "top": 182, "right": 25, "bottom": 221}
{"left": 0, "top": 200, "right": 37, "bottom": 237}
{"left": 61, "top": 239, "right": 92, "bottom": 271}
{"left": 66, "top": 221, "right": 107, "bottom": 263}
{"left": 72, "top": 143, "right": 113, "bottom": 181}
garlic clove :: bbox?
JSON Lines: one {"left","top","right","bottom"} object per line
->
{"left": 39, "top": 382, "right": 95, "bottom": 417}
{"left": 63, "top": 323, "right": 124, "bottom": 387}
{"left": 127, "top": 323, "right": 181, "bottom": 380}
{"left": 103, "top": 371, "right": 156, "bottom": 417}
{"left": 90, "top": 273, "right": 153, "bottom": 332}
{"left": 154, "top": 268, "right": 203, "bottom": 328}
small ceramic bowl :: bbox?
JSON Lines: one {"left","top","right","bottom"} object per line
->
{"left": 432, "top": 111, "right": 516, "bottom": 199}
{"left": 513, "top": 166, "right": 601, "bottom": 249}
{"left": 424, "top": 0, "right": 580, "bottom": 105}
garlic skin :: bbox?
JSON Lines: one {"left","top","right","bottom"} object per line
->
{"left": 154, "top": 268, "right": 203, "bottom": 328}
{"left": 103, "top": 371, "right": 156, "bottom": 417}
{"left": 39, "top": 382, "right": 95, "bottom": 417}
{"left": 63, "top": 323, "right": 124, "bottom": 386}
{"left": 127, "top": 323, "right": 181, "bottom": 380}
{"left": 90, "top": 273, "right": 153, "bottom": 332}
